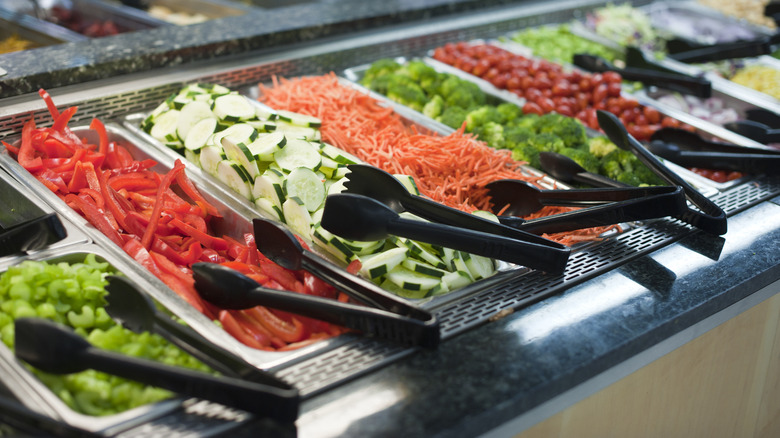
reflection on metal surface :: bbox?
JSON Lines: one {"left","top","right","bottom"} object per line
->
{"left": 298, "top": 384, "right": 405, "bottom": 437}
{"left": 508, "top": 274, "right": 648, "bottom": 343}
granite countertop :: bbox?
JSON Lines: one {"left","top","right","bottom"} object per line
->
{"left": 0, "top": 0, "right": 523, "bottom": 98}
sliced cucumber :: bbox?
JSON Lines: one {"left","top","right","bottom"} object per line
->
{"left": 255, "top": 197, "right": 284, "bottom": 222}
{"left": 342, "top": 238, "right": 386, "bottom": 256}
{"left": 326, "top": 177, "right": 348, "bottom": 195}
{"left": 252, "top": 171, "right": 286, "bottom": 207}
{"left": 397, "top": 238, "right": 448, "bottom": 270}
{"left": 401, "top": 258, "right": 447, "bottom": 278}
{"left": 274, "top": 139, "right": 322, "bottom": 172}
{"left": 216, "top": 160, "right": 253, "bottom": 200}
{"left": 462, "top": 252, "right": 496, "bottom": 281}
{"left": 209, "top": 84, "right": 231, "bottom": 96}
{"left": 312, "top": 225, "right": 357, "bottom": 264}
{"left": 177, "top": 100, "right": 215, "bottom": 141}
{"left": 275, "top": 109, "right": 322, "bottom": 128}
{"left": 246, "top": 119, "right": 277, "bottom": 132}
{"left": 213, "top": 94, "right": 256, "bottom": 122}
{"left": 284, "top": 167, "right": 325, "bottom": 212}
{"left": 150, "top": 109, "right": 181, "bottom": 143}
{"left": 450, "top": 252, "right": 474, "bottom": 282}
{"left": 283, "top": 197, "right": 312, "bottom": 237}
{"left": 199, "top": 145, "right": 225, "bottom": 176}
{"left": 275, "top": 123, "right": 320, "bottom": 141}
{"left": 254, "top": 102, "right": 278, "bottom": 121}
{"left": 247, "top": 132, "right": 287, "bottom": 162}
{"left": 471, "top": 210, "right": 500, "bottom": 223}
{"left": 183, "top": 148, "right": 199, "bottom": 165}
{"left": 319, "top": 142, "right": 362, "bottom": 165}
{"left": 385, "top": 265, "right": 441, "bottom": 292}
{"left": 442, "top": 270, "right": 472, "bottom": 291}
{"left": 394, "top": 174, "right": 420, "bottom": 195}
{"left": 359, "top": 247, "right": 409, "bottom": 279}
{"left": 184, "top": 117, "right": 218, "bottom": 151}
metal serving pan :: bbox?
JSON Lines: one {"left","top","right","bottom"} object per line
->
{"left": 0, "top": 15, "right": 69, "bottom": 53}
{"left": 0, "top": 0, "right": 165, "bottom": 39}
{"left": 0, "top": 166, "right": 88, "bottom": 268}
{"left": 0, "top": 244, "right": 251, "bottom": 435}
{"left": 0, "top": 123, "right": 361, "bottom": 371}
{"left": 117, "top": 0, "right": 250, "bottom": 26}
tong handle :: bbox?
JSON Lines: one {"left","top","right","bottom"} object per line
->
{"left": 82, "top": 347, "right": 299, "bottom": 421}
{"left": 618, "top": 67, "right": 711, "bottom": 98}
{"left": 243, "top": 286, "right": 440, "bottom": 348}
{"left": 669, "top": 38, "right": 772, "bottom": 63}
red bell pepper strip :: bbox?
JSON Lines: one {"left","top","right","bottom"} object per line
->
{"left": 97, "top": 168, "right": 130, "bottom": 233}
{"left": 78, "top": 188, "right": 104, "bottom": 210}
{"left": 243, "top": 233, "right": 260, "bottom": 267}
{"left": 68, "top": 161, "right": 87, "bottom": 192}
{"left": 141, "top": 160, "right": 185, "bottom": 249}
{"left": 41, "top": 137, "right": 73, "bottom": 157}
{"left": 80, "top": 161, "right": 101, "bottom": 193}
{"left": 246, "top": 306, "right": 308, "bottom": 344}
{"left": 1, "top": 140, "right": 20, "bottom": 156}
{"left": 218, "top": 310, "right": 268, "bottom": 350}
{"left": 231, "top": 310, "right": 275, "bottom": 348}
{"left": 65, "top": 193, "right": 124, "bottom": 247}
{"left": 123, "top": 238, "right": 163, "bottom": 277}
{"left": 199, "top": 248, "right": 226, "bottom": 264}
{"left": 18, "top": 118, "right": 43, "bottom": 172}
{"left": 150, "top": 251, "right": 192, "bottom": 282}
{"left": 174, "top": 171, "right": 221, "bottom": 218}
{"left": 36, "top": 169, "right": 68, "bottom": 194}
{"left": 89, "top": 118, "right": 109, "bottom": 155}
{"left": 49, "top": 148, "right": 87, "bottom": 174}
{"left": 168, "top": 217, "right": 229, "bottom": 251}
{"left": 153, "top": 238, "right": 202, "bottom": 266}
{"left": 258, "top": 260, "right": 305, "bottom": 293}
{"left": 346, "top": 259, "right": 362, "bottom": 275}
{"left": 51, "top": 106, "right": 78, "bottom": 133}
{"left": 38, "top": 89, "right": 60, "bottom": 119}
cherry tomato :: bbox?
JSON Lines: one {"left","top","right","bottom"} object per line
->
{"left": 507, "top": 76, "right": 522, "bottom": 90}
{"left": 579, "top": 77, "right": 593, "bottom": 92}
{"left": 607, "top": 82, "right": 622, "bottom": 97}
{"left": 536, "top": 97, "right": 555, "bottom": 113}
{"left": 662, "top": 117, "right": 681, "bottom": 128}
{"left": 592, "top": 83, "right": 608, "bottom": 105}
{"left": 552, "top": 79, "right": 572, "bottom": 97}
{"left": 525, "top": 87, "right": 542, "bottom": 101}
{"left": 602, "top": 71, "right": 622, "bottom": 83}
{"left": 556, "top": 105, "right": 573, "bottom": 117}
{"left": 520, "top": 76, "right": 533, "bottom": 90}
{"left": 643, "top": 106, "right": 661, "bottom": 124}
{"left": 523, "top": 101, "right": 543, "bottom": 115}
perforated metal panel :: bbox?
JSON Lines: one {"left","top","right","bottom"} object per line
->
{"left": 1, "top": 0, "right": 777, "bottom": 433}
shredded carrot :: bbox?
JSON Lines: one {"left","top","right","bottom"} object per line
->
{"left": 259, "top": 73, "right": 614, "bottom": 244}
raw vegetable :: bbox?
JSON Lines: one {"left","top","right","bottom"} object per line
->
{"left": 0, "top": 255, "right": 211, "bottom": 416}
{"left": 259, "top": 73, "right": 621, "bottom": 248}
{"left": 5, "top": 89, "right": 348, "bottom": 351}
{"left": 730, "top": 65, "right": 780, "bottom": 100}
{"left": 431, "top": 42, "right": 684, "bottom": 140}
{"left": 509, "top": 24, "right": 621, "bottom": 64}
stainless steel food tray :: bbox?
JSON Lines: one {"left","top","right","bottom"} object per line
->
{"left": 135, "top": 0, "right": 251, "bottom": 23}
{"left": 0, "top": 15, "right": 68, "bottom": 52}
{"left": 0, "top": 166, "right": 89, "bottom": 267}
{"left": 0, "top": 244, "right": 251, "bottom": 435}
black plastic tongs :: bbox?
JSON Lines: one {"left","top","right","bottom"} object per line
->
{"left": 573, "top": 53, "right": 712, "bottom": 98}
{"left": 648, "top": 127, "right": 780, "bottom": 175}
{"left": 597, "top": 110, "right": 728, "bottom": 235}
{"left": 335, "top": 164, "right": 570, "bottom": 273}
{"left": 485, "top": 180, "right": 686, "bottom": 234}
{"left": 14, "top": 317, "right": 300, "bottom": 422}
{"left": 666, "top": 33, "right": 780, "bottom": 63}
{"left": 192, "top": 217, "right": 440, "bottom": 348}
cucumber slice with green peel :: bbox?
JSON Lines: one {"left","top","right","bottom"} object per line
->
{"left": 462, "top": 252, "right": 496, "bottom": 281}
{"left": 312, "top": 225, "right": 357, "bottom": 264}
{"left": 150, "top": 109, "right": 180, "bottom": 142}
{"left": 209, "top": 84, "right": 231, "bottom": 96}
{"left": 398, "top": 238, "right": 448, "bottom": 270}
{"left": 184, "top": 117, "right": 218, "bottom": 151}
{"left": 177, "top": 100, "right": 215, "bottom": 141}
{"left": 170, "top": 95, "right": 191, "bottom": 110}
{"left": 216, "top": 160, "right": 253, "bottom": 200}
{"left": 319, "top": 142, "right": 362, "bottom": 165}
{"left": 222, "top": 136, "right": 260, "bottom": 180}
{"left": 183, "top": 148, "right": 199, "bottom": 165}
{"left": 255, "top": 102, "right": 278, "bottom": 121}
{"left": 471, "top": 210, "right": 500, "bottom": 223}
{"left": 255, "top": 197, "right": 285, "bottom": 222}
{"left": 274, "top": 139, "right": 322, "bottom": 172}
{"left": 402, "top": 258, "right": 448, "bottom": 278}
{"left": 283, "top": 167, "right": 325, "bottom": 212}
{"left": 378, "top": 278, "right": 417, "bottom": 298}
{"left": 247, "top": 132, "right": 287, "bottom": 161}
{"left": 252, "top": 171, "right": 286, "bottom": 207}
{"left": 275, "top": 109, "right": 322, "bottom": 128}
{"left": 385, "top": 265, "right": 441, "bottom": 292}
{"left": 275, "top": 123, "right": 320, "bottom": 141}
{"left": 359, "top": 247, "right": 409, "bottom": 279}
{"left": 394, "top": 174, "right": 420, "bottom": 195}
{"left": 326, "top": 177, "right": 349, "bottom": 195}
{"left": 450, "top": 252, "right": 475, "bottom": 282}
{"left": 199, "top": 145, "right": 225, "bottom": 176}
{"left": 283, "top": 197, "right": 313, "bottom": 237}
{"left": 311, "top": 208, "right": 324, "bottom": 226}
{"left": 441, "top": 270, "right": 473, "bottom": 291}
{"left": 342, "top": 238, "right": 386, "bottom": 256}
{"left": 213, "top": 94, "right": 256, "bottom": 122}
{"left": 246, "top": 120, "right": 277, "bottom": 132}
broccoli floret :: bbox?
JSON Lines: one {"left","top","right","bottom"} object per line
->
{"left": 513, "top": 113, "right": 542, "bottom": 131}
{"left": 386, "top": 75, "right": 428, "bottom": 112}
{"left": 472, "top": 122, "right": 505, "bottom": 148}
{"left": 600, "top": 149, "right": 661, "bottom": 186}
{"left": 616, "top": 172, "right": 643, "bottom": 186}
{"left": 496, "top": 103, "right": 523, "bottom": 123}
{"left": 504, "top": 126, "right": 536, "bottom": 149}
{"left": 536, "top": 113, "right": 588, "bottom": 147}
{"left": 362, "top": 59, "right": 401, "bottom": 85}
{"left": 367, "top": 75, "right": 393, "bottom": 95}
{"left": 527, "top": 133, "right": 565, "bottom": 154}
{"left": 438, "top": 76, "right": 463, "bottom": 97}
{"left": 465, "top": 106, "right": 504, "bottom": 132}
{"left": 558, "top": 147, "right": 600, "bottom": 174}
{"left": 436, "top": 106, "right": 470, "bottom": 129}
{"left": 422, "top": 95, "right": 444, "bottom": 119}
{"left": 588, "top": 136, "right": 617, "bottom": 158}
{"left": 438, "top": 77, "right": 486, "bottom": 110}
{"left": 512, "top": 144, "right": 541, "bottom": 168}
{"left": 632, "top": 163, "right": 664, "bottom": 186}
{"left": 398, "top": 60, "right": 438, "bottom": 83}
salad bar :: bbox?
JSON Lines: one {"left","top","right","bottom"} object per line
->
{"left": 1, "top": 0, "right": 780, "bottom": 436}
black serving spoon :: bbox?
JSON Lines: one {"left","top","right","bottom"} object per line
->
{"left": 14, "top": 318, "right": 300, "bottom": 421}
{"left": 573, "top": 53, "right": 712, "bottom": 97}
{"left": 104, "top": 275, "right": 293, "bottom": 388}
{"left": 192, "top": 262, "right": 440, "bottom": 348}
{"left": 724, "top": 120, "right": 780, "bottom": 145}
{"left": 538, "top": 151, "right": 630, "bottom": 188}
{"left": 597, "top": 110, "right": 727, "bottom": 235}
{"left": 322, "top": 193, "right": 569, "bottom": 272}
